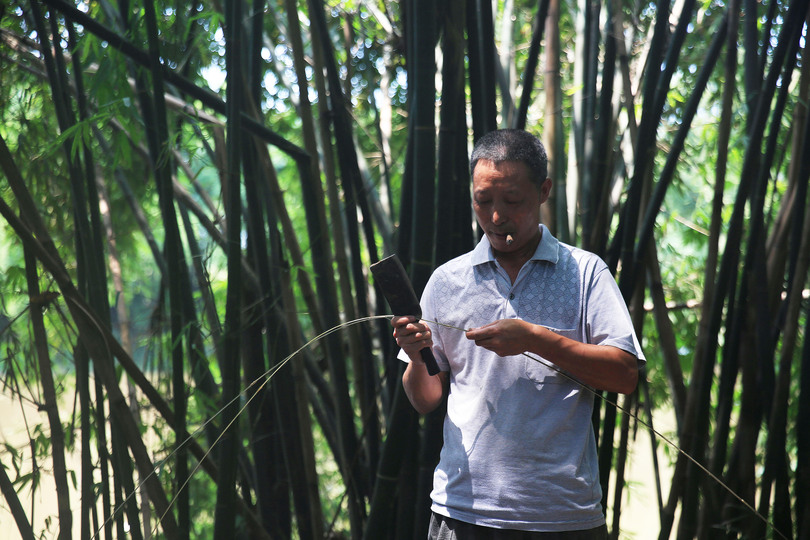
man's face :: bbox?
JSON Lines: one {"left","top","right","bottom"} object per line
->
{"left": 471, "top": 159, "right": 551, "bottom": 253}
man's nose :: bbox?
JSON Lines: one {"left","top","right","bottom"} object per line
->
{"left": 492, "top": 202, "right": 507, "bottom": 225}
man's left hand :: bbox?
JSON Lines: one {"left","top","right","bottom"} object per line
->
{"left": 465, "top": 319, "right": 534, "bottom": 357}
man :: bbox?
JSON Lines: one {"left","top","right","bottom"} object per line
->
{"left": 392, "top": 129, "right": 644, "bottom": 539}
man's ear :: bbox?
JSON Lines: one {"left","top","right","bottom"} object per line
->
{"left": 539, "top": 177, "right": 552, "bottom": 204}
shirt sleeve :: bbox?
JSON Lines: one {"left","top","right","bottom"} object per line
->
{"left": 585, "top": 262, "right": 646, "bottom": 366}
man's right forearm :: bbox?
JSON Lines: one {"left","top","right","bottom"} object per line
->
{"left": 402, "top": 353, "right": 446, "bottom": 414}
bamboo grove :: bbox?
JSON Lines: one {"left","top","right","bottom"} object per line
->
{"left": 0, "top": 0, "right": 808, "bottom": 538}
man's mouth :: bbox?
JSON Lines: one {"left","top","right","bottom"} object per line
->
{"left": 491, "top": 231, "right": 514, "bottom": 245}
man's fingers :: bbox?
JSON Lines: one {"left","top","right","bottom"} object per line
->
{"left": 391, "top": 315, "right": 416, "bottom": 328}
{"left": 393, "top": 318, "right": 432, "bottom": 346}
{"left": 466, "top": 325, "right": 496, "bottom": 341}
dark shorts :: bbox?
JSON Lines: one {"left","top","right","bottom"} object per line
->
{"left": 428, "top": 512, "right": 608, "bottom": 540}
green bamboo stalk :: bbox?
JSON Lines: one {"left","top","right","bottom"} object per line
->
{"left": 758, "top": 172, "right": 810, "bottom": 538}
{"left": 777, "top": 37, "right": 810, "bottom": 539}
{"left": 15, "top": 201, "right": 276, "bottom": 536}
{"left": 587, "top": 0, "right": 617, "bottom": 256}
{"left": 71, "top": 22, "right": 145, "bottom": 538}
{"left": 175, "top": 203, "right": 226, "bottom": 485}
{"left": 308, "top": 0, "right": 374, "bottom": 532}
{"left": 278, "top": 252, "right": 326, "bottom": 539}
{"left": 0, "top": 133, "right": 282, "bottom": 538}
{"left": 797, "top": 309, "right": 810, "bottom": 538}
{"left": 514, "top": 0, "right": 549, "bottom": 131}
{"left": 608, "top": 392, "right": 635, "bottom": 539}
{"left": 578, "top": 0, "right": 600, "bottom": 250}
{"left": 662, "top": 3, "right": 808, "bottom": 537}
{"left": 25, "top": 10, "right": 81, "bottom": 540}
{"left": 408, "top": 0, "right": 436, "bottom": 292}
{"left": 41, "top": 0, "right": 306, "bottom": 166}
{"left": 242, "top": 148, "right": 293, "bottom": 537}
{"left": 409, "top": 6, "right": 439, "bottom": 532}
{"left": 23, "top": 247, "right": 72, "bottom": 540}
{"left": 0, "top": 192, "right": 180, "bottom": 540}
{"left": 722, "top": 30, "right": 801, "bottom": 539}
{"left": 139, "top": 0, "right": 190, "bottom": 535}
{"left": 363, "top": 380, "right": 419, "bottom": 540}
{"left": 306, "top": 0, "right": 381, "bottom": 444}
{"left": 646, "top": 241, "right": 686, "bottom": 426}
{"left": 466, "top": 0, "right": 497, "bottom": 139}
{"left": 543, "top": 0, "right": 566, "bottom": 243}
{"left": 610, "top": 0, "right": 669, "bottom": 277}
{"left": 31, "top": 4, "right": 119, "bottom": 536}
{"left": 96, "top": 169, "right": 151, "bottom": 540}
{"left": 0, "top": 456, "right": 35, "bottom": 540}
{"left": 700, "top": 4, "right": 740, "bottom": 528}
{"left": 436, "top": 0, "right": 472, "bottom": 264}
{"left": 631, "top": 14, "right": 728, "bottom": 281}
{"left": 213, "top": 0, "right": 244, "bottom": 534}
{"left": 243, "top": 133, "right": 307, "bottom": 536}
{"left": 310, "top": 0, "right": 378, "bottom": 414}
{"left": 497, "top": 0, "right": 516, "bottom": 125}
{"left": 288, "top": 2, "right": 382, "bottom": 468}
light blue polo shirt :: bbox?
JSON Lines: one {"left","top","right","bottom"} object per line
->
{"left": 400, "top": 225, "right": 644, "bottom": 531}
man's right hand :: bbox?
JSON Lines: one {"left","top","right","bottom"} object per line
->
{"left": 393, "top": 316, "right": 447, "bottom": 414}
{"left": 391, "top": 316, "right": 433, "bottom": 360}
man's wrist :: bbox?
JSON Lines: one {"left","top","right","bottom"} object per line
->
{"left": 409, "top": 349, "right": 427, "bottom": 365}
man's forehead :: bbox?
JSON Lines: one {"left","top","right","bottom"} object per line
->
{"left": 473, "top": 181, "right": 526, "bottom": 193}
{"left": 472, "top": 161, "right": 533, "bottom": 186}
{"left": 473, "top": 158, "right": 528, "bottom": 171}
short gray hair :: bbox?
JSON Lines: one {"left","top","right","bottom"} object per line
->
{"left": 470, "top": 129, "right": 548, "bottom": 191}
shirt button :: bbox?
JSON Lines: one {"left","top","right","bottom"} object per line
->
{"left": 509, "top": 293, "right": 515, "bottom": 300}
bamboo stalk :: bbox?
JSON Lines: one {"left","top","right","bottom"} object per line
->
{"left": 515, "top": 0, "right": 549, "bottom": 130}
{"left": 23, "top": 247, "right": 73, "bottom": 540}
{"left": 309, "top": 0, "right": 373, "bottom": 530}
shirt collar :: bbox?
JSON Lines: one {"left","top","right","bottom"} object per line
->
{"left": 471, "top": 224, "right": 559, "bottom": 266}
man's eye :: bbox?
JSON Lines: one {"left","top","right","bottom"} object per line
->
{"left": 475, "top": 199, "right": 492, "bottom": 205}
